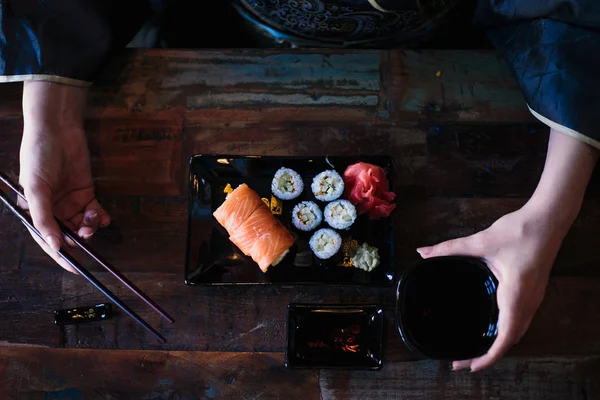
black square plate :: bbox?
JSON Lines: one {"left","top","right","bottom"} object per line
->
{"left": 285, "top": 304, "right": 384, "bottom": 370}
{"left": 185, "top": 155, "right": 396, "bottom": 286}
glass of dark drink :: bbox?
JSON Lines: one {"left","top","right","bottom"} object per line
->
{"left": 396, "top": 256, "right": 499, "bottom": 360}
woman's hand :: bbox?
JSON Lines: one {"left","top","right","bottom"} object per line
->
{"left": 417, "top": 128, "right": 599, "bottom": 371}
{"left": 417, "top": 204, "right": 562, "bottom": 371}
{"left": 19, "top": 81, "right": 110, "bottom": 273}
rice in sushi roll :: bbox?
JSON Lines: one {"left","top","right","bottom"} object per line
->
{"left": 309, "top": 228, "right": 342, "bottom": 259}
{"left": 311, "top": 170, "right": 344, "bottom": 201}
{"left": 292, "top": 201, "right": 322, "bottom": 232}
{"left": 324, "top": 200, "right": 357, "bottom": 230}
{"left": 272, "top": 167, "right": 304, "bottom": 200}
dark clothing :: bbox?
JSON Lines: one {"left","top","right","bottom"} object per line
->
{"left": 1, "top": 0, "right": 599, "bottom": 147}
{"left": 475, "top": 2, "right": 600, "bottom": 148}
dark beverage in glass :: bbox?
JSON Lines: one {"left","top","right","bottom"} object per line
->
{"left": 396, "top": 256, "right": 499, "bottom": 360}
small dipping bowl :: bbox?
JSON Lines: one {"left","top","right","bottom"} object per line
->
{"left": 396, "top": 256, "right": 499, "bottom": 360}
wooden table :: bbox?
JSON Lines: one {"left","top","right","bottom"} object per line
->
{"left": 1, "top": 49, "right": 599, "bottom": 399}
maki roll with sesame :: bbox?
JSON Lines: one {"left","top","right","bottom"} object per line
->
{"left": 324, "top": 199, "right": 357, "bottom": 230}
{"left": 271, "top": 167, "right": 304, "bottom": 200}
{"left": 309, "top": 228, "right": 342, "bottom": 260}
{"left": 311, "top": 170, "right": 344, "bottom": 201}
{"left": 292, "top": 201, "right": 322, "bottom": 232}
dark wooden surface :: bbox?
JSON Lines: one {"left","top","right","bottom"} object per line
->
{"left": 0, "top": 348, "right": 598, "bottom": 399}
{"left": 1, "top": 49, "right": 600, "bottom": 399}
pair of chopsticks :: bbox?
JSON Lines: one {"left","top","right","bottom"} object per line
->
{"left": 0, "top": 173, "right": 173, "bottom": 343}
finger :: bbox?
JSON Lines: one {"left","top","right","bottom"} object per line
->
{"left": 416, "top": 235, "right": 482, "bottom": 259}
{"left": 64, "top": 235, "right": 78, "bottom": 248}
{"left": 26, "top": 227, "right": 79, "bottom": 275}
{"left": 87, "top": 199, "right": 111, "bottom": 228}
{"left": 469, "top": 307, "right": 521, "bottom": 372}
{"left": 16, "top": 195, "right": 29, "bottom": 211}
{"left": 76, "top": 199, "right": 111, "bottom": 239}
{"left": 452, "top": 360, "right": 472, "bottom": 371}
{"left": 78, "top": 210, "right": 99, "bottom": 239}
{"left": 23, "top": 182, "right": 62, "bottom": 252}
{"left": 59, "top": 220, "right": 79, "bottom": 248}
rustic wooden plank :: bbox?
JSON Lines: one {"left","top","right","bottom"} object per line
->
{"left": 0, "top": 196, "right": 64, "bottom": 350}
{"left": 1, "top": 50, "right": 532, "bottom": 125}
{"left": 0, "top": 348, "right": 320, "bottom": 400}
{"left": 0, "top": 83, "right": 22, "bottom": 119}
{"left": 0, "top": 119, "right": 22, "bottom": 177}
{"left": 56, "top": 272, "right": 386, "bottom": 351}
{"left": 89, "top": 50, "right": 387, "bottom": 117}
{"left": 0, "top": 115, "right": 584, "bottom": 200}
{"left": 85, "top": 110, "right": 185, "bottom": 197}
{"left": 417, "top": 122, "right": 548, "bottom": 198}
{"left": 48, "top": 269, "right": 600, "bottom": 359}
{"left": 2, "top": 349, "right": 598, "bottom": 400}
{"left": 0, "top": 207, "right": 21, "bottom": 271}
{"left": 183, "top": 120, "right": 423, "bottom": 158}
{"left": 182, "top": 120, "right": 557, "bottom": 198}
{"left": 0, "top": 215, "right": 63, "bottom": 348}
{"left": 388, "top": 50, "right": 537, "bottom": 123}
{"left": 19, "top": 196, "right": 188, "bottom": 275}
{"left": 395, "top": 198, "right": 600, "bottom": 277}
{"left": 320, "top": 357, "right": 600, "bottom": 400}
{"left": 0, "top": 115, "right": 556, "bottom": 201}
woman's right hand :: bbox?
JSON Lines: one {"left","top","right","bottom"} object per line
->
{"left": 19, "top": 81, "right": 111, "bottom": 273}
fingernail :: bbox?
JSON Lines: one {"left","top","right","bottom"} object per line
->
{"left": 83, "top": 233, "right": 93, "bottom": 240}
{"left": 85, "top": 212, "right": 98, "bottom": 224}
{"left": 46, "top": 235, "right": 61, "bottom": 252}
{"left": 417, "top": 247, "right": 432, "bottom": 256}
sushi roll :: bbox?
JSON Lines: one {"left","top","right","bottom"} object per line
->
{"left": 324, "top": 200, "right": 357, "bottom": 230}
{"left": 309, "top": 228, "right": 342, "bottom": 260}
{"left": 311, "top": 170, "right": 344, "bottom": 201}
{"left": 292, "top": 201, "right": 322, "bottom": 232}
{"left": 271, "top": 167, "right": 304, "bottom": 200}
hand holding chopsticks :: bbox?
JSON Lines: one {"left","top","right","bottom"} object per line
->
{"left": 0, "top": 173, "right": 173, "bottom": 343}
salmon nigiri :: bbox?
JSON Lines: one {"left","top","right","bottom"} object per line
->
{"left": 213, "top": 183, "right": 263, "bottom": 233}
{"left": 229, "top": 204, "right": 277, "bottom": 256}
{"left": 213, "top": 183, "right": 295, "bottom": 273}
{"left": 249, "top": 223, "right": 295, "bottom": 272}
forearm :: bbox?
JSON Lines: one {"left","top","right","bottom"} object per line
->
{"left": 526, "top": 129, "right": 600, "bottom": 233}
{"left": 22, "top": 81, "right": 88, "bottom": 131}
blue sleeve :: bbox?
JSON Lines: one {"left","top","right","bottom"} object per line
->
{"left": 475, "top": 0, "right": 600, "bottom": 147}
{"left": 0, "top": 0, "right": 148, "bottom": 86}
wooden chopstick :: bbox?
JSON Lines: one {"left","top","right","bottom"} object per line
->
{"left": 0, "top": 173, "right": 171, "bottom": 343}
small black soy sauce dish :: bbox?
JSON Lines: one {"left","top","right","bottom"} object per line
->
{"left": 285, "top": 304, "right": 384, "bottom": 370}
{"left": 396, "top": 256, "right": 499, "bottom": 360}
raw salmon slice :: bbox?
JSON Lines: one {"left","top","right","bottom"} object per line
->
{"left": 229, "top": 204, "right": 277, "bottom": 256}
{"left": 249, "top": 222, "right": 295, "bottom": 272}
{"left": 213, "top": 183, "right": 263, "bottom": 233}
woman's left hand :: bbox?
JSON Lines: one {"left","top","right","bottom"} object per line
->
{"left": 416, "top": 128, "right": 600, "bottom": 371}
{"left": 417, "top": 203, "right": 565, "bottom": 372}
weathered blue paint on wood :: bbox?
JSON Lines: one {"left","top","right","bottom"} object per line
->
{"left": 389, "top": 51, "right": 534, "bottom": 122}
{"left": 45, "top": 388, "right": 82, "bottom": 400}
{"left": 187, "top": 93, "right": 380, "bottom": 108}
{"left": 160, "top": 53, "right": 381, "bottom": 91}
